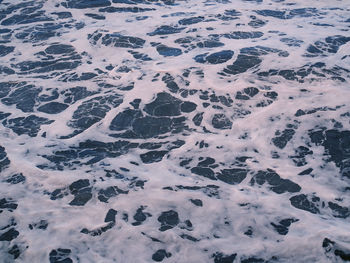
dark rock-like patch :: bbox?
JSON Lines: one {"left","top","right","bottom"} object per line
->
{"left": 221, "top": 31, "right": 263, "bottom": 40}
{"left": 88, "top": 30, "right": 145, "bottom": 48}
{"left": 29, "top": 220, "right": 48, "bottom": 230}
{"left": 323, "top": 238, "right": 350, "bottom": 262}
{"left": 66, "top": 95, "right": 122, "bottom": 138}
{"left": 212, "top": 114, "right": 232, "bottom": 130}
{"left": 158, "top": 210, "right": 179, "bottom": 231}
{"left": 190, "top": 199, "right": 203, "bottom": 206}
{"left": 132, "top": 206, "right": 152, "bottom": 226}
{"left": 290, "top": 194, "right": 320, "bottom": 214}
{"left": 272, "top": 129, "right": 295, "bottom": 149}
{"left": 69, "top": 179, "right": 92, "bottom": 206}
{"left": 194, "top": 50, "right": 234, "bottom": 64}
{"left": 98, "top": 186, "right": 128, "bottom": 203}
{"left": 3, "top": 115, "right": 54, "bottom": 137}
{"left": 156, "top": 45, "right": 182, "bottom": 57}
{"left": 309, "top": 129, "right": 350, "bottom": 178}
{"left": 148, "top": 25, "right": 185, "bottom": 36}
{"left": 217, "top": 168, "right": 248, "bottom": 185}
{"left": 140, "top": 151, "right": 168, "bottom": 164}
{"left": 62, "top": 0, "right": 111, "bottom": 9}
{"left": 37, "top": 102, "right": 69, "bottom": 114}
{"left": 0, "top": 228, "right": 19, "bottom": 241}
{"left": 0, "top": 146, "right": 10, "bottom": 172}
{"left": 212, "top": 252, "right": 237, "bottom": 263}
{"left": 191, "top": 167, "right": 216, "bottom": 180}
{"left": 152, "top": 249, "right": 172, "bottom": 262}
{"left": 178, "top": 16, "right": 204, "bottom": 25}
{"left": 250, "top": 169, "right": 301, "bottom": 194}
{"left": 271, "top": 218, "right": 298, "bottom": 235}
{"left": 223, "top": 55, "right": 262, "bottom": 75}
{"left": 49, "top": 248, "right": 72, "bottom": 263}
{"left": 105, "top": 209, "right": 118, "bottom": 222}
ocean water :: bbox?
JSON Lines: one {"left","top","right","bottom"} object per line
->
{"left": 0, "top": 0, "right": 350, "bottom": 262}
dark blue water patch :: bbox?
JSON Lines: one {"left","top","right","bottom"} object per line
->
{"left": 98, "top": 186, "right": 128, "bottom": 203}
{"left": 290, "top": 146, "right": 313, "bottom": 167}
{"left": 240, "top": 46, "right": 289, "bottom": 57}
{"left": 192, "top": 112, "right": 203, "bottom": 126}
{"left": 271, "top": 218, "right": 298, "bottom": 235}
{"left": 37, "top": 102, "right": 69, "bottom": 114}
{"left": 63, "top": 86, "right": 97, "bottom": 104}
{"left": 51, "top": 12, "right": 72, "bottom": 19}
{"left": 14, "top": 45, "right": 82, "bottom": 75}
{"left": 152, "top": 249, "right": 172, "bottom": 262}
{"left": 110, "top": 109, "right": 143, "bottom": 131}
{"left": 2, "top": 84, "right": 42, "bottom": 112}
{"left": 29, "top": 220, "right": 48, "bottom": 230}
{"left": 40, "top": 140, "right": 139, "bottom": 170}
{"left": 148, "top": 25, "right": 185, "bottom": 36}
{"left": 222, "top": 55, "right": 262, "bottom": 75}
{"left": 0, "top": 198, "right": 18, "bottom": 212}
{"left": 164, "top": 184, "right": 220, "bottom": 198}
{"left": 6, "top": 173, "right": 26, "bottom": 184}
{"left": 255, "top": 10, "right": 286, "bottom": 19}
{"left": 8, "top": 245, "right": 21, "bottom": 260}
{"left": 66, "top": 95, "right": 122, "bottom": 138}
{"left": 272, "top": 129, "right": 295, "bottom": 149}
{"left": 158, "top": 210, "right": 179, "bottom": 231}
{"left": 211, "top": 113, "right": 232, "bottom": 130}
{"left": 81, "top": 221, "right": 115, "bottom": 236}
{"left": 257, "top": 62, "right": 350, "bottom": 82}
{"left": 250, "top": 169, "right": 301, "bottom": 194}
{"left": 45, "top": 44, "right": 75, "bottom": 55}
{"left": 194, "top": 50, "right": 234, "bottom": 64}
{"left": 255, "top": 8, "right": 323, "bottom": 20}
{"left": 14, "top": 23, "right": 66, "bottom": 43}
{"left": 224, "top": 9, "right": 242, "bottom": 16}
{"left": 323, "top": 238, "right": 350, "bottom": 262}
{"left": 140, "top": 150, "right": 168, "bottom": 163}
{"left": 99, "top": 6, "right": 155, "bottom": 13}
{"left": 280, "top": 37, "right": 304, "bottom": 47}
{"left": 0, "top": 65, "right": 15, "bottom": 75}
{"left": 306, "top": 35, "right": 350, "bottom": 57}
{"left": 240, "top": 257, "right": 265, "bottom": 263}
{"left": 132, "top": 206, "right": 152, "bottom": 226}
{"left": 1, "top": 10, "right": 53, "bottom": 26}
{"left": 248, "top": 16, "right": 266, "bottom": 28}
{"left": 105, "top": 209, "right": 118, "bottom": 223}
{"left": 0, "top": 45, "right": 14, "bottom": 57}
{"left": 175, "top": 36, "right": 225, "bottom": 51}
{"left": 289, "top": 194, "right": 320, "bottom": 214}
{"left": 88, "top": 31, "right": 145, "bottom": 48}
{"left": 178, "top": 16, "right": 204, "bottom": 25}
{"left": 328, "top": 202, "right": 350, "bottom": 219}
{"left": 85, "top": 13, "right": 106, "bottom": 20}
{"left": 113, "top": 0, "right": 175, "bottom": 4}
{"left": 191, "top": 166, "right": 216, "bottom": 180}
{"left": 145, "top": 92, "right": 182, "bottom": 116}
{"left": 216, "top": 168, "right": 248, "bottom": 185}
{"left": 309, "top": 129, "right": 350, "bottom": 178}
{"left": 156, "top": 45, "right": 182, "bottom": 57}
{"left": 62, "top": 0, "right": 111, "bottom": 9}
{"left": 212, "top": 252, "right": 237, "bottom": 263}
{"left": 128, "top": 50, "right": 152, "bottom": 61}
{"left": 0, "top": 228, "right": 19, "bottom": 242}
{"left": 49, "top": 248, "right": 73, "bottom": 263}
{"left": 0, "top": 145, "right": 10, "bottom": 173}
{"left": 2, "top": 115, "right": 54, "bottom": 137}
{"left": 220, "top": 31, "right": 263, "bottom": 39}
{"left": 190, "top": 198, "right": 203, "bottom": 206}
